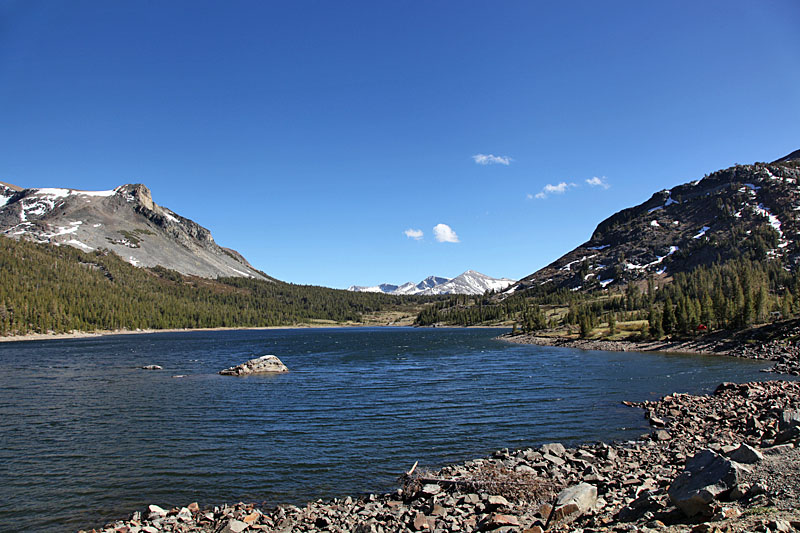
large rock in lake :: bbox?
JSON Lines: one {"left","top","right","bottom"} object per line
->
{"left": 219, "top": 355, "right": 289, "bottom": 376}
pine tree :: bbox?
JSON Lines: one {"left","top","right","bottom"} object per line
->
{"left": 662, "top": 296, "right": 676, "bottom": 335}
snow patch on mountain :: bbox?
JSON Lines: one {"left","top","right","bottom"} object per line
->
{"left": 0, "top": 182, "right": 266, "bottom": 280}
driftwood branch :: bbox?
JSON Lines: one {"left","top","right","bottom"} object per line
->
{"left": 543, "top": 493, "right": 558, "bottom": 531}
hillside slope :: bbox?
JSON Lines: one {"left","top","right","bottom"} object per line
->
{"left": 0, "top": 237, "right": 434, "bottom": 336}
{"left": 507, "top": 153, "right": 800, "bottom": 295}
{"left": 0, "top": 183, "right": 266, "bottom": 280}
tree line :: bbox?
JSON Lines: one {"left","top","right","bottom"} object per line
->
{"left": 0, "top": 238, "right": 436, "bottom": 336}
{"left": 415, "top": 257, "right": 800, "bottom": 339}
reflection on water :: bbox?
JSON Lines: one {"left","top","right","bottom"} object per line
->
{"left": 0, "top": 327, "right": 773, "bottom": 531}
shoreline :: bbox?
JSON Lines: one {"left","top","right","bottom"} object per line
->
{"left": 499, "top": 327, "right": 800, "bottom": 376}
{"left": 0, "top": 323, "right": 399, "bottom": 344}
{"left": 0, "top": 323, "right": 511, "bottom": 344}
{"left": 82, "top": 378, "right": 800, "bottom": 533}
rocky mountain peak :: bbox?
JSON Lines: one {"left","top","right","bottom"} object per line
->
{"left": 507, "top": 155, "right": 800, "bottom": 295}
{"left": 0, "top": 181, "right": 266, "bottom": 280}
{"left": 123, "top": 183, "right": 155, "bottom": 211}
{"left": 772, "top": 149, "right": 800, "bottom": 164}
{"left": 0, "top": 181, "right": 23, "bottom": 192}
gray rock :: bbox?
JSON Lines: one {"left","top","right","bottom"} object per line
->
{"left": 773, "top": 425, "right": 800, "bottom": 445}
{"left": 541, "top": 442, "right": 566, "bottom": 457}
{"left": 747, "top": 482, "right": 768, "bottom": 496}
{"left": 485, "top": 513, "right": 520, "bottom": 528}
{"left": 421, "top": 483, "right": 441, "bottom": 497}
{"left": 219, "top": 355, "right": 289, "bottom": 375}
{"left": 653, "top": 430, "right": 671, "bottom": 441}
{"left": 668, "top": 449, "right": 749, "bottom": 517}
{"left": 543, "top": 453, "right": 565, "bottom": 466}
{"left": 769, "top": 519, "right": 794, "bottom": 532}
{"left": 219, "top": 519, "right": 248, "bottom": 533}
{"left": 459, "top": 493, "right": 480, "bottom": 505}
{"left": 551, "top": 482, "right": 598, "bottom": 524}
{"left": 725, "top": 443, "right": 763, "bottom": 464}
{"left": 486, "top": 495, "right": 510, "bottom": 509}
{"left": 412, "top": 512, "right": 432, "bottom": 530}
{"left": 147, "top": 504, "right": 167, "bottom": 518}
{"left": 781, "top": 409, "right": 800, "bottom": 430}
{"left": 176, "top": 506, "right": 192, "bottom": 522}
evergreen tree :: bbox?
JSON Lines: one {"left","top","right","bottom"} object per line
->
{"left": 662, "top": 296, "right": 676, "bottom": 334}
{"left": 608, "top": 312, "right": 616, "bottom": 336}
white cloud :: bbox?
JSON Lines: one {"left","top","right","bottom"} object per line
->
{"left": 404, "top": 228, "right": 424, "bottom": 240}
{"left": 533, "top": 181, "right": 576, "bottom": 199}
{"left": 472, "top": 153, "right": 511, "bottom": 166}
{"left": 586, "top": 176, "right": 610, "bottom": 189}
{"left": 433, "top": 223, "right": 459, "bottom": 243}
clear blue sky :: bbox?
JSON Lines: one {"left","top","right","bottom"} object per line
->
{"left": 1, "top": 1, "right": 799, "bottom": 288}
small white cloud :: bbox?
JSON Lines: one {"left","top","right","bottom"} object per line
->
{"left": 404, "top": 228, "right": 424, "bottom": 240}
{"left": 586, "top": 176, "right": 610, "bottom": 189}
{"left": 534, "top": 181, "right": 576, "bottom": 199}
{"left": 433, "top": 223, "right": 459, "bottom": 243}
{"left": 472, "top": 154, "right": 511, "bottom": 166}
{"left": 526, "top": 193, "right": 534, "bottom": 200}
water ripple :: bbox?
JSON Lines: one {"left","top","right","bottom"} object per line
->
{"left": 0, "top": 327, "right": 772, "bottom": 532}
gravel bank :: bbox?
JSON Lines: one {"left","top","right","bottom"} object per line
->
{"left": 501, "top": 321, "right": 800, "bottom": 376}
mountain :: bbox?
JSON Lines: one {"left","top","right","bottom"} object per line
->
{"left": 0, "top": 183, "right": 267, "bottom": 280}
{"left": 0, "top": 236, "right": 441, "bottom": 336}
{"left": 505, "top": 150, "right": 800, "bottom": 296}
{"left": 349, "top": 271, "right": 515, "bottom": 295}
{"left": 345, "top": 283, "right": 401, "bottom": 294}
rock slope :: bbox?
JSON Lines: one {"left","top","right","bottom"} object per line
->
{"left": 507, "top": 151, "right": 800, "bottom": 295}
{"left": 82, "top": 380, "right": 800, "bottom": 533}
{"left": 0, "top": 183, "right": 266, "bottom": 280}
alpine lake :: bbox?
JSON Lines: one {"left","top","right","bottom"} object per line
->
{"left": 0, "top": 327, "right": 774, "bottom": 532}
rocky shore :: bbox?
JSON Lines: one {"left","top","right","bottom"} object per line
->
{"left": 501, "top": 319, "right": 800, "bottom": 376}
{"left": 81, "top": 380, "right": 800, "bottom": 533}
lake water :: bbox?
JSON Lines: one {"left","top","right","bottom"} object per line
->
{"left": 0, "top": 327, "right": 774, "bottom": 532}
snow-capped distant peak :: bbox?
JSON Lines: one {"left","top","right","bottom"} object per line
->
{"left": 421, "top": 270, "right": 515, "bottom": 295}
{"left": 348, "top": 271, "right": 515, "bottom": 296}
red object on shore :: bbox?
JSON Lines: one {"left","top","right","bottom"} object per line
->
{"left": 696, "top": 324, "right": 708, "bottom": 331}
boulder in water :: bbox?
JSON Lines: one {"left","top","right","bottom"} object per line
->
{"left": 219, "top": 355, "right": 289, "bottom": 376}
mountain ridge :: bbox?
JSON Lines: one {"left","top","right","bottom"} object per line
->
{"left": 0, "top": 182, "right": 267, "bottom": 280}
{"left": 350, "top": 270, "right": 515, "bottom": 296}
{"left": 504, "top": 153, "right": 800, "bottom": 296}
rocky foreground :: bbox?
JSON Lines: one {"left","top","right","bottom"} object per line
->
{"left": 81, "top": 380, "right": 800, "bottom": 533}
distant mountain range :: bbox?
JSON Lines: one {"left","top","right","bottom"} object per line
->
{"left": 0, "top": 182, "right": 266, "bottom": 280}
{"left": 504, "top": 149, "right": 800, "bottom": 296}
{"left": 349, "top": 270, "right": 515, "bottom": 296}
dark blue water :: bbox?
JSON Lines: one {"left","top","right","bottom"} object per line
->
{"left": 0, "top": 327, "right": 774, "bottom": 532}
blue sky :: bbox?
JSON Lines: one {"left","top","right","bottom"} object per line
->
{"left": 1, "top": 1, "right": 799, "bottom": 288}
